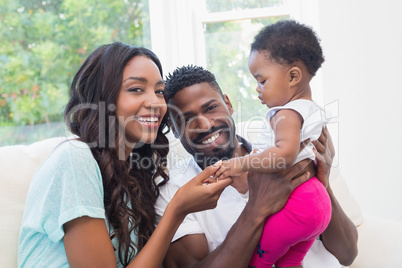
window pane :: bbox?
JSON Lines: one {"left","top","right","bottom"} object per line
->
{"left": 204, "top": 17, "right": 288, "bottom": 123}
{"left": 0, "top": 0, "right": 150, "bottom": 146}
{"left": 206, "top": 0, "right": 285, "bottom": 13}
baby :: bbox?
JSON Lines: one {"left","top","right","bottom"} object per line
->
{"left": 216, "top": 20, "right": 332, "bottom": 268}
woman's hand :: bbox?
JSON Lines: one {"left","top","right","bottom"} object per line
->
{"left": 312, "top": 126, "right": 335, "bottom": 188}
{"left": 170, "top": 161, "right": 233, "bottom": 218}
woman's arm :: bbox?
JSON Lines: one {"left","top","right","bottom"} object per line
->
{"left": 64, "top": 162, "right": 232, "bottom": 268}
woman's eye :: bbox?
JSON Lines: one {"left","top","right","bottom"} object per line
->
{"left": 156, "top": 89, "right": 165, "bottom": 95}
{"left": 259, "top": 80, "right": 266, "bottom": 85}
{"left": 128, "top": 87, "right": 143, "bottom": 92}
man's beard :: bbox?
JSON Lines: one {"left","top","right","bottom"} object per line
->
{"left": 181, "top": 120, "right": 237, "bottom": 169}
{"left": 193, "top": 142, "right": 235, "bottom": 169}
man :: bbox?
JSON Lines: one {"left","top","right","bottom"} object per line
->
{"left": 155, "top": 65, "right": 358, "bottom": 267}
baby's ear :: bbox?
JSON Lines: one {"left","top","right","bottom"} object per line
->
{"left": 289, "top": 66, "right": 302, "bottom": 86}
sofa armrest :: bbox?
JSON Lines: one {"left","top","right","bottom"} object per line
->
{"left": 350, "top": 215, "right": 402, "bottom": 267}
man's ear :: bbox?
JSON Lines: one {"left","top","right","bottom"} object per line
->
{"left": 223, "top": 94, "right": 234, "bottom": 115}
{"left": 288, "top": 66, "right": 302, "bottom": 86}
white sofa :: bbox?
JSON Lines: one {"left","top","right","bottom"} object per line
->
{"left": 1, "top": 129, "right": 402, "bottom": 267}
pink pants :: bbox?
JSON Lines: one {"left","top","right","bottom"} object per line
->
{"left": 249, "top": 177, "right": 331, "bottom": 267}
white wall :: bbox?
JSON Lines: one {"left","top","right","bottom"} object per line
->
{"left": 318, "top": 0, "right": 402, "bottom": 221}
{"left": 150, "top": 0, "right": 402, "bottom": 221}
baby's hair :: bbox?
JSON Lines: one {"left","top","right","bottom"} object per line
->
{"left": 251, "top": 20, "right": 325, "bottom": 76}
{"left": 164, "top": 65, "right": 223, "bottom": 103}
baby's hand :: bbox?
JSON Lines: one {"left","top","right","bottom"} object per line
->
{"left": 214, "top": 158, "right": 243, "bottom": 180}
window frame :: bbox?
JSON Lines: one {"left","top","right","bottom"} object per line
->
{"left": 149, "top": 0, "right": 323, "bottom": 104}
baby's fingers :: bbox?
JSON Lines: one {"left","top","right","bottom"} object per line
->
{"left": 217, "top": 170, "right": 232, "bottom": 181}
{"left": 214, "top": 165, "right": 229, "bottom": 179}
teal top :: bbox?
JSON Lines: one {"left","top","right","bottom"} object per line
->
{"left": 18, "top": 140, "right": 137, "bottom": 267}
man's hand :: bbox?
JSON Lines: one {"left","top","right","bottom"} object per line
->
{"left": 312, "top": 126, "right": 335, "bottom": 188}
{"left": 247, "top": 159, "right": 312, "bottom": 219}
{"left": 312, "top": 126, "right": 358, "bottom": 266}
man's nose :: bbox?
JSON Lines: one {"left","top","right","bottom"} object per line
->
{"left": 194, "top": 115, "right": 213, "bottom": 132}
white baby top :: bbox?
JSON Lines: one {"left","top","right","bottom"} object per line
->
{"left": 253, "top": 99, "right": 330, "bottom": 164}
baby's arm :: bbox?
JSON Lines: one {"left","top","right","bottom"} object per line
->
{"left": 216, "top": 109, "right": 303, "bottom": 179}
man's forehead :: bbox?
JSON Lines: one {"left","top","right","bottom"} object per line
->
{"left": 169, "top": 83, "right": 223, "bottom": 113}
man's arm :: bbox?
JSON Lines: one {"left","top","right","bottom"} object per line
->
{"left": 313, "top": 127, "right": 358, "bottom": 266}
{"left": 321, "top": 187, "right": 358, "bottom": 266}
{"left": 163, "top": 160, "right": 312, "bottom": 268}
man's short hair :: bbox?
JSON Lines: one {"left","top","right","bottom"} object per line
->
{"left": 251, "top": 20, "right": 325, "bottom": 76}
{"left": 164, "top": 65, "right": 224, "bottom": 103}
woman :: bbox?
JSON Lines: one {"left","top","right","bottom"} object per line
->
{"left": 18, "top": 42, "right": 232, "bottom": 267}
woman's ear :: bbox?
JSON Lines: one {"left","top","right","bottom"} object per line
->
{"left": 288, "top": 66, "right": 302, "bottom": 86}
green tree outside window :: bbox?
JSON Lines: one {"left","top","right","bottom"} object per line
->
{"left": 0, "top": 0, "right": 150, "bottom": 145}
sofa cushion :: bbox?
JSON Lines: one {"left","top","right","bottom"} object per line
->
{"left": 0, "top": 137, "right": 67, "bottom": 268}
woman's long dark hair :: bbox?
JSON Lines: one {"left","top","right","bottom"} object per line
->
{"left": 64, "top": 42, "right": 169, "bottom": 266}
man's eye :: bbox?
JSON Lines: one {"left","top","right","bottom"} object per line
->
{"left": 206, "top": 105, "right": 217, "bottom": 111}
{"left": 184, "top": 117, "right": 191, "bottom": 123}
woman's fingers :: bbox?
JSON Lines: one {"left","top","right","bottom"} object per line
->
{"left": 213, "top": 165, "right": 229, "bottom": 179}
{"left": 176, "top": 161, "right": 232, "bottom": 215}
{"left": 193, "top": 160, "right": 222, "bottom": 183}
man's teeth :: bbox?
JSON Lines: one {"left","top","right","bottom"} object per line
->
{"left": 201, "top": 133, "right": 220, "bottom": 144}
{"left": 137, "top": 117, "right": 158, "bottom": 123}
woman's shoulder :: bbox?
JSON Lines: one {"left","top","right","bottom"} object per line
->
{"left": 36, "top": 139, "right": 99, "bottom": 179}
{"left": 51, "top": 139, "right": 93, "bottom": 161}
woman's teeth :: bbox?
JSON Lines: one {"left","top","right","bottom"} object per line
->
{"left": 137, "top": 117, "right": 158, "bottom": 123}
{"left": 201, "top": 132, "right": 220, "bottom": 144}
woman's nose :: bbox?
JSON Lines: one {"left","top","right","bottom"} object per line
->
{"left": 144, "top": 91, "right": 165, "bottom": 109}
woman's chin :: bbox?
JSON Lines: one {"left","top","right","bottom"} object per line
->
{"left": 139, "top": 133, "right": 159, "bottom": 145}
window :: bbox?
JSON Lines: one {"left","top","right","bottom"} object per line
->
{"left": 149, "top": 0, "right": 313, "bottom": 124}
{"left": 0, "top": 0, "right": 151, "bottom": 145}
{"left": 2, "top": 0, "right": 321, "bottom": 145}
